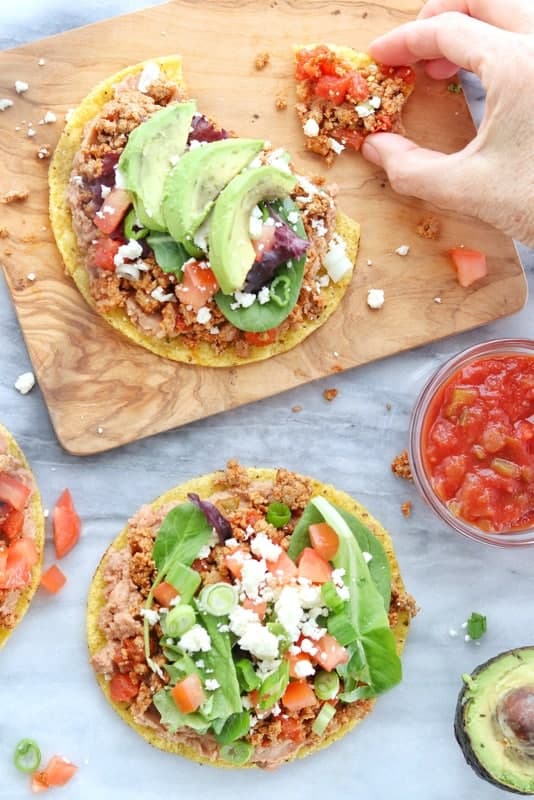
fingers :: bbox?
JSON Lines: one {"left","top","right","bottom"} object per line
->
{"left": 423, "top": 57, "right": 459, "bottom": 80}
{"left": 418, "top": 0, "right": 534, "bottom": 34}
{"left": 369, "top": 12, "right": 512, "bottom": 76}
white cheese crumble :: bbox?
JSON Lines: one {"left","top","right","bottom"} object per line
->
{"left": 362, "top": 551, "right": 373, "bottom": 563}
{"left": 367, "top": 288, "right": 385, "bottom": 310}
{"left": 71, "top": 175, "right": 83, "bottom": 187}
{"left": 249, "top": 205, "right": 264, "bottom": 239}
{"left": 449, "top": 629, "right": 458, "bottom": 638}
{"left": 205, "top": 679, "right": 220, "bottom": 691}
{"left": 140, "top": 608, "right": 160, "bottom": 626}
{"left": 250, "top": 533, "right": 282, "bottom": 562}
{"left": 303, "top": 118, "right": 320, "bottom": 137}
{"left": 100, "top": 184, "right": 111, "bottom": 199}
{"left": 151, "top": 286, "right": 176, "bottom": 303}
{"left": 195, "top": 306, "right": 211, "bottom": 324}
{"left": 274, "top": 586, "right": 303, "bottom": 641}
{"left": 114, "top": 165, "right": 127, "bottom": 189}
{"left": 355, "top": 103, "right": 374, "bottom": 118}
{"left": 257, "top": 286, "right": 270, "bottom": 305}
{"left": 230, "top": 290, "right": 256, "bottom": 310}
{"left": 300, "top": 619, "right": 326, "bottom": 641}
{"left": 179, "top": 624, "right": 212, "bottom": 653}
{"left": 27, "top": 272, "right": 36, "bottom": 281}
{"left": 238, "top": 624, "right": 279, "bottom": 660}
{"left": 300, "top": 638, "right": 318, "bottom": 656}
{"left": 14, "top": 372, "right": 35, "bottom": 395}
{"left": 169, "top": 154, "right": 181, "bottom": 166}
{"left": 434, "top": 296, "right": 442, "bottom": 304}
{"left": 27, "top": 128, "right": 36, "bottom": 138}
{"left": 323, "top": 236, "right": 352, "bottom": 282}
{"left": 38, "top": 58, "right": 46, "bottom": 66}
{"left": 116, "top": 263, "right": 141, "bottom": 281}
{"left": 137, "top": 61, "right": 161, "bottom": 93}
{"left": 294, "top": 659, "right": 315, "bottom": 678}
{"left": 114, "top": 239, "right": 143, "bottom": 268}
{"left": 395, "top": 244, "right": 410, "bottom": 256}
{"left": 241, "top": 558, "right": 267, "bottom": 598}
{"left": 43, "top": 110, "right": 56, "bottom": 124}
{"left": 15, "top": 80, "right": 29, "bottom": 94}
{"left": 329, "top": 137, "right": 345, "bottom": 155}
{"left": 298, "top": 584, "right": 323, "bottom": 609}
{"left": 225, "top": 537, "right": 239, "bottom": 549}
{"left": 229, "top": 606, "right": 261, "bottom": 637}
{"left": 0, "top": 99, "right": 14, "bottom": 111}
{"left": 369, "top": 95, "right": 382, "bottom": 109}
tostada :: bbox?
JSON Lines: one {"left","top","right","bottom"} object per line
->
{"left": 50, "top": 56, "right": 360, "bottom": 366}
{"left": 87, "top": 461, "right": 415, "bottom": 769}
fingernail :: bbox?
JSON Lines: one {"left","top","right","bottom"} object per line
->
{"left": 361, "top": 140, "right": 382, "bottom": 166}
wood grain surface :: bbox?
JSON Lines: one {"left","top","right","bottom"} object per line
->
{"left": 0, "top": 0, "right": 526, "bottom": 456}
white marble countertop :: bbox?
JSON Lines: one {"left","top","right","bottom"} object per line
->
{"left": 1, "top": 3, "right": 533, "bottom": 799}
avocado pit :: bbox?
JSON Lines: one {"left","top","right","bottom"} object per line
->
{"left": 497, "top": 686, "right": 534, "bottom": 756}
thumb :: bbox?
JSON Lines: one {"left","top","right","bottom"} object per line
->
{"left": 361, "top": 133, "right": 480, "bottom": 214}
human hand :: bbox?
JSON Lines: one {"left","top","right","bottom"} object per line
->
{"left": 361, "top": 0, "right": 534, "bottom": 247}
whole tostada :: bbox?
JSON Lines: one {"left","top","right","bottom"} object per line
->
{"left": 49, "top": 56, "right": 360, "bottom": 366}
{"left": 87, "top": 460, "right": 415, "bottom": 769}
{"left": 0, "top": 423, "right": 44, "bottom": 648}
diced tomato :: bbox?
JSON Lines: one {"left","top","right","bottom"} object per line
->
{"left": 31, "top": 756, "right": 78, "bottom": 792}
{"left": 224, "top": 547, "right": 249, "bottom": 579}
{"left": 93, "top": 188, "right": 131, "bottom": 234}
{"left": 345, "top": 72, "right": 370, "bottom": 102}
{"left": 449, "top": 248, "right": 487, "bottom": 288}
{"left": 329, "top": 127, "right": 365, "bottom": 152}
{"left": 314, "top": 74, "right": 352, "bottom": 104}
{"left": 282, "top": 680, "right": 317, "bottom": 711}
{"left": 172, "top": 673, "right": 205, "bottom": 714}
{"left": 175, "top": 260, "right": 219, "bottom": 311}
{"left": 252, "top": 223, "right": 276, "bottom": 259}
{"left": 109, "top": 672, "right": 140, "bottom": 703}
{"left": 153, "top": 581, "right": 179, "bottom": 607}
{"left": 246, "top": 509, "right": 262, "bottom": 526}
{"left": 311, "top": 633, "right": 349, "bottom": 672}
{"left": 380, "top": 64, "right": 416, "bottom": 84}
{"left": 295, "top": 45, "right": 336, "bottom": 80}
{"left": 279, "top": 715, "right": 306, "bottom": 743}
{"left": 2, "top": 537, "right": 38, "bottom": 589}
{"left": 8, "top": 536, "right": 39, "bottom": 569}
{"left": 287, "top": 651, "right": 313, "bottom": 679}
{"left": 0, "top": 472, "right": 31, "bottom": 512}
{"left": 40, "top": 564, "right": 67, "bottom": 594}
{"left": 308, "top": 522, "right": 339, "bottom": 561}
{"left": 248, "top": 689, "right": 260, "bottom": 708}
{"left": 374, "top": 113, "right": 393, "bottom": 132}
{"left": 1, "top": 507, "right": 24, "bottom": 539}
{"left": 242, "top": 597, "right": 267, "bottom": 621}
{"left": 297, "top": 547, "right": 333, "bottom": 583}
{"left": 93, "top": 237, "right": 121, "bottom": 271}
{"left": 53, "top": 489, "right": 81, "bottom": 559}
{"left": 266, "top": 549, "right": 298, "bottom": 582}
{"left": 244, "top": 328, "right": 279, "bottom": 347}
{"left": 0, "top": 549, "right": 7, "bottom": 584}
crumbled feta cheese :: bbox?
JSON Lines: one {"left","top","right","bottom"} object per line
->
{"left": 271, "top": 704, "right": 281, "bottom": 717}
{"left": 362, "top": 551, "right": 373, "bottom": 563}
{"left": 27, "top": 128, "right": 36, "bottom": 138}
{"left": 329, "top": 137, "right": 345, "bottom": 155}
{"left": 298, "top": 584, "right": 323, "bottom": 609}
{"left": 241, "top": 558, "right": 267, "bottom": 598}
{"left": 434, "top": 296, "right": 442, "bottom": 304}
{"left": 229, "top": 606, "right": 261, "bottom": 637}
{"left": 43, "top": 110, "right": 56, "bottom": 124}
{"left": 225, "top": 538, "right": 239, "bottom": 549}
{"left": 367, "top": 259, "right": 373, "bottom": 266}
{"left": 0, "top": 99, "right": 14, "bottom": 111}
{"left": 311, "top": 218, "right": 328, "bottom": 238}
{"left": 65, "top": 108, "right": 75, "bottom": 123}
{"left": 449, "top": 629, "right": 458, "bottom": 638}
{"left": 71, "top": 175, "right": 84, "bottom": 187}
{"left": 355, "top": 103, "right": 373, "bottom": 118}
{"left": 14, "top": 372, "right": 35, "bottom": 395}
{"left": 114, "top": 239, "right": 143, "bottom": 267}
{"left": 294, "top": 659, "right": 315, "bottom": 678}
{"left": 137, "top": 61, "right": 161, "bottom": 93}
{"left": 288, "top": 644, "right": 301, "bottom": 656}
{"left": 231, "top": 290, "right": 256, "bottom": 310}
{"left": 114, "top": 165, "right": 127, "bottom": 189}
{"left": 461, "top": 622, "right": 468, "bottom": 630}
{"left": 38, "top": 58, "right": 46, "bottom": 66}
{"left": 367, "top": 288, "right": 385, "bottom": 310}
{"left": 43, "top": 509, "right": 49, "bottom": 518}
{"left": 369, "top": 95, "right": 382, "bottom": 109}
{"left": 336, "top": 585, "right": 350, "bottom": 601}
{"left": 464, "top": 634, "right": 471, "bottom": 643}
{"left": 395, "top": 244, "right": 410, "bottom": 256}
{"left": 266, "top": 148, "right": 292, "bottom": 174}
{"left": 303, "top": 118, "right": 320, "bottom": 137}
{"left": 300, "top": 619, "right": 326, "bottom": 641}
{"left": 140, "top": 608, "right": 160, "bottom": 626}
{"left": 249, "top": 205, "right": 264, "bottom": 239}
{"left": 257, "top": 286, "right": 270, "bottom": 305}
{"left": 195, "top": 659, "right": 205, "bottom": 668}
{"left": 332, "top": 568, "right": 345, "bottom": 586}
{"left": 274, "top": 586, "right": 303, "bottom": 641}
{"left": 27, "top": 272, "right": 36, "bottom": 281}
{"left": 179, "top": 624, "right": 212, "bottom": 653}
{"left": 97, "top": 426, "right": 104, "bottom": 435}
{"left": 205, "top": 679, "right": 220, "bottom": 691}
{"left": 300, "top": 638, "right": 318, "bottom": 656}
{"left": 323, "top": 237, "right": 352, "bottom": 282}
{"left": 196, "top": 306, "right": 212, "bottom": 324}
{"left": 238, "top": 625, "right": 279, "bottom": 660}
{"left": 15, "top": 81, "right": 29, "bottom": 94}
{"left": 251, "top": 533, "right": 281, "bottom": 562}
{"left": 115, "top": 263, "right": 141, "bottom": 281}
{"left": 100, "top": 184, "right": 111, "bottom": 199}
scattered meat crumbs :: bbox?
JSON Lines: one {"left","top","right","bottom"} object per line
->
{"left": 254, "top": 52, "right": 270, "bottom": 70}
{"left": 1, "top": 189, "right": 29, "bottom": 204}
{"left": 275, "top": 92, "right": 288, "bottom": 111}
{"left": 417, "top": 216, "right": 441, "bottom": 240}
{"left": 0, "top": 228, "right": 8, "bottom": 238}
{"left": 401, "top": 501, "right": 412, "bottom": 518}
{"left": 323, "top": 388, "right": 338, "bottom": 402}
{"left": 291, "top": 405, "right": 302, "bottom": 413}
{"left": 386, "top": 403, "right": 392, "bottom": 411}
{"left": 391, "top": 449, "right": 413, "bottom": 481}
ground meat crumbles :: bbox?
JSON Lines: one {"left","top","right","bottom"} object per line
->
{"left": 392, "top": 450, "right": 413, "bottom": 481}
{"left": 91, "top": 460, "right": 416, "bottom": 769}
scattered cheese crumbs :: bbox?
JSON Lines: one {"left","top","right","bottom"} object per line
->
{"left": 65, "top": 108, "right": 75, "bottom": 123}
{"left": 367, "top": 259, "right": 373, "bottom": 266}
{"left": 137, "top": 61, "right": 161, "bottom": 93}
{"left": 303, "top": 118, "right": 320, "bottom": 137}
{"left": 140, "top": 608, "right": 160, "bottom": 626}
{"left": 43, "top": 110, "right": 56, "bottom": 124}
{"left": 205, "top": 678, "right": 220, "bottom": 691}
{"left": 37, "top": 146, "right": 50, "bottom": 160}
{"left": 369, "top": 95, "right": 382, "bottom": 109}
{"left": 395, "top": 244, "right": 410, "bottom": 256}
{"left": 362, "top": 551, "right": 373, "bottom": 563}
{"left": 355, "top": 103, "right": 374, "bottom": 118}
{"left": 257, "top": 286, "right": 270, "bottom": 305}
{"left": 0, "top": 99, "right": 14, "bottom": 111}
{"left": 27, "top": 272, "right": 36, "bottom": 281}
{"left": 434, "top": 296, "right": 442, "bottom": 304}
{"left": 114, "top": 239, "right": 143, "bottom": 267}
{"left": 100, "top": 184, "right": 111, "bottom": 199}
{"left": 27, "top": 128, "right": 36, "bottom": 138}
{"left": 196, "top": 306, "right": 212, "bottom": 325}
{"left": 294, "top": 659, "right": 315, "bottom": 678}
{"left": 14, "top": 372, "right": 35, "bottom": 394}
{"left": 367, "top": 288, "right": 385, "bottom": 310}
{"left": 114, "top": 165, "right": 126, "bottom": 188}
{"left": 249, "top": 205, "right": 264, "bottom": 239}
{"left": 97, "top": 426, "right": 104, "bottom": 435}
{"left": 151, "top": 286, "right": 176, "bottom": 303}
{"left": 231, "top": 290, "right": 256, "bottom": 310}
{"left": 179, "top": 624, "right": 212, "bottom": 653}
{"left": 449, "top": 629, "right": 458, "bottom": 638}
{"left": 464, "top": 634, "right": 471, "bottom": 643}
{"left": 38, "top": 58, "right": 46, "bottom": 66}
{"left": 329, "top": 137, "right": 345, "bottom": 155}
{"left": 251, "top": 532, "right": 282, "bottom": 562}
{"left": 15, "top": 80, "right": 29, "bottom": 94}
{"left": 43, "top": 509, "right": 49, "bottom": 518}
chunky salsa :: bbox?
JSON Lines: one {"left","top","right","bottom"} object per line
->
{"left": 422, "top": 354, "right": 534, "bottom": 533}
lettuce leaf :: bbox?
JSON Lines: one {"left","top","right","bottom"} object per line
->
{"left": 152, "top": 502, "right": 213, "bottom": 570}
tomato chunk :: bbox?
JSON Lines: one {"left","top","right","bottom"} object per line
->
{"left": 93, "top": 188, "right": 131, "bottom": 234}
{"left": 53, "top": 489, "right": 81, "bottom": 559}
{"left": 266, "top": 550, "right": 298, "bottom": 582}
{"left": 329, "top": 127, "right": 365, "bottom": 152}
{"left": 449, "top": 248, "right": 487, "bottom": 288}
{"left": 282, "top": 680, "right": 317, "bottom": 711}
{"left": 110, "top": 672, "right": 140, "bottom": 703}
{"left": 40, "top": 564, "right": 67, "bottom": 594}
{"left": 224, "top": 547, "right": 249, "bottom": 580}
{"left": 175, "top": 260, "right": 219, "bottom": 311}
{"left": 31, "top": 755, "right": 78, "bottom": 792}
{"left": 153, "top": 581, "right": 179, "bottom": 607}
{"left": 314, "top": 74, "right": 352, "bottom": 104}
{"left": 287, "top": 651, "right": 314, "bottom": 679}
{"left": 309, "top": 522, "right": 339, "bottom": 561}
{"left": 244, "top": 328, "right": 279, "bottom": 347}
{"left": 93, "top": 237, "right": 121, "bottom": 271}
{"left": 311, "top": 633, "right": 349, "bottom": 671}
{"left": 1, "top": 507, "right": 25, "bottom": 539}
{"left": 0, "top": 473, "right": 31, "bottom": 511}
{"left": 242, "top": 597, "right": 267, "bottom": 621}
{"left": 297, "top": 547, "right": 333, "bottom": 583}
{"left": 9, "top": 536, "right": 39, "bottom": 569}
{"left": 345, "top": 72, "right": 370, "bottom": 102}
{"left": 172, "top": 673, "right": 205, "bottom": 714}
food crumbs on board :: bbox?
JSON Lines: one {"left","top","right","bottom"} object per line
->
{"left": 395, "top": 244, "right": 410, "bottom": 257}
{"left": 448, "top": 82, "right": 463, "bottom": 93}
{"left": 391, "top": 450, "right": 413, "bottom": 481}
{"left": 416, "top": 216, "right": 441, "bottom": 240}
{"left": 97, "top": 426, "right": 104, "bottom": 435}
{"left": 0, "top": 228, "right": 8, "bottom": 238}
{"left": 38, "top": 58, "right": 46, "bottom": 66}
{"left": 275, "top": 92, "right": 288, "bottom": 111}
{"left": 434, "top": 296, "right": 442, "bottom": 304}
{"left": 367, "top": 288, "right": 385, "bottom": 310}
{"left": 27, "top": 273, "right": 36, "bottom": 281}
{"left": 291, "top": 405, "right": 302, "bottom": 413}
{"left": 367, "top": 259, "right": 373, "bottom": 266}
{"left": 14, "top": 372, "right": 35, "bottom": 395}
{"left": 1, "top": 189, "right": 29, "bottom": 204}
{"left": 323, "top": 388, "right": 338, "bottom": 402}
{"left": 401, "top": 501, "right": 412, "bottom": 518}
{"left": 37, "top": 145, "right": 50, "bottom": 160}
{"left": 254, "top": 52, "right": 270, "bottom": 70}
{"left": 386, "top": 403, "right": 392, "bottom": 411}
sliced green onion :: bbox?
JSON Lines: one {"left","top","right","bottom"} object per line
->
{"left": 14, "top": 739, "right": 41, "bottom": 774}
{"left": 311, "top": 703, "right": 336, "bottom": 736}
{"left": 327, "top": 613, "right": 358, "bottom": 646}
{"left": 266, "top": 622, "right": 291, "bottom": 653}
{"left": 265, "top": 502, "right": 291, "bottom": 528}
{"left": 321, "top": 581, "right": 345, "bottom": 613}
{"left": 258, "top": 660, "right": 290, "bottom": 710}
{"left": 216, "top": 711, "right": 251, "bottom": 745}
{"left": 163, "top": 604, "right": 196, "bottom": 638}
{"left": 198, "top": 582, "right": 238, "bottom": 616}
{"left": 123, "top": 208, "right": 149, "bottom": 240}
{"left": 314, "top": 670, "right": 340, "bottom": 701}
{"left": 270, "top": 274, "right": 291, "bottom": 307}
{"left": 220, "top": 740, "right": 254, "bottom": 766}
{"left": 182, "top": 233, "right": 205, "bottom": 258}
{"left": 236, "top": 659, "right": 261, "bottom": 692}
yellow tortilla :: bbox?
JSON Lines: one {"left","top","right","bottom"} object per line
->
{"left": 49, "top": 57, "right": 360, "bottom": 367}
{"left": 0, "top": 423, "right": 44, "bottom": 649}
{"left": 87, "top": 467, "right": 412, "bottom": 767}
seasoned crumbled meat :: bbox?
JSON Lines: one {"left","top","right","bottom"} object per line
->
{"left": 1, "top": 189, "right": 29, "bottom": 204}
{"left": 254, "top": 52, "right": 270, "bottom": 70}
{"left": 217, "top": 459, "right": 252, "bottom": 490}
{"left": 271, "top": 468, "right": 313, "bottom": 511}
{"left": 275, "top": 92, "right": 288, "bottom": 111}
{"left": 401, "top": 501, "right": 412, "bottom": 518}
{"left": 391, "top": 586, "right": 418, "bottom": 618}
{"left": 0, "top": 228, "right": 8, "bottom": 238}
{"left": 416, "top": 216, "right": 441, "bottom": 240}
{"left": 323, "top": 387, "right": 338, "bottom": 402}
{"left": 128, "top": 526, "right": 156, "bottom": 597}
{"left": 391, "top": 450, "right": 413, "bottom": 481}
{"left": 292, "top": 405, "right": 302, "bottom": 413}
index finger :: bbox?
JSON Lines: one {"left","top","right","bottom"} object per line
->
{"left": 418, "top": 0, "right": 534, "bottom": 34}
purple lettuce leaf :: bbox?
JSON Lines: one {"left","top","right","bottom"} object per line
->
{"left": 243, "top": 208, "right": 309, "bottom": 293}
{"left": 188, "top": 493, "right": 232, "bottom": 544}
{"left": 188, "top": 114, "right": 229, "bottom": 144}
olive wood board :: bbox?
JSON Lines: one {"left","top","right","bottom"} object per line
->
{"left": 0, "top": 0, "right": 526, "bottom": 455}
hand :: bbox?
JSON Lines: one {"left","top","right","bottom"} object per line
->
{"left": 361, "top": 0, "right": 534, "bottom": 247}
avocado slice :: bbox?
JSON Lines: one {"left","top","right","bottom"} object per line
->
{"left": 162, "top": 138, "right": 265, "bottom": 244}
{"left": 209, "top": 166, "right": 297, "bottom": 295}
{"left": 454, "top": 647, "right": 534, "bottom": 794}
{"left": 118, "top": 101, "right": 196, "bottom": 232}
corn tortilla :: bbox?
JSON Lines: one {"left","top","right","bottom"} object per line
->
{"left": 49, "top": 57, "right": 360, "bottom": 367}
{"left": 87, "top": 467, "right": 411, "bottom": 767}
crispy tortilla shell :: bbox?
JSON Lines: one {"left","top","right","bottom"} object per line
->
{"left": 0, "top": 423, "right": 44, "bottom": 649}
{"left": 87, "top": 467, "right": 411, "bottom": 767}
{"left": 49, "top": 57, "right": 360, "bottom": 367}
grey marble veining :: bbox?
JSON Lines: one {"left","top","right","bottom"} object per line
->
{"left": 1, "top": 3, "right": 533, "bottom": 798}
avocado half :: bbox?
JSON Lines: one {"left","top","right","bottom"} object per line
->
{"left": 454, "top": 647, "right": 534, "bottom": 795}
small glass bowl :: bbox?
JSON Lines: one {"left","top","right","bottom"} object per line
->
{"left": 408, "top": 339, "right": 534, "bottom": 547}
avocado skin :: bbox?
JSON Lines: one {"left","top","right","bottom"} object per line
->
{"left": 454, "top": 647, "right": 534, "bottom": 795}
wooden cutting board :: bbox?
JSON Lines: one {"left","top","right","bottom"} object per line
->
{"left": 0, "top": 0, "right": 526, "bottom": 455}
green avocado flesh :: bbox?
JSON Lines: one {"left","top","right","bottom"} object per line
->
{"left": 162, "top": 138, "right": 265, "bottom": 244}
{"left": 208, "top": 166, "right": 297, "bottom": 295}
{"left": 118, "top": 101, "right": 197, "bottom": 231}
{"left": 455, "top": 647, "right": 534, "bottom": 795}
